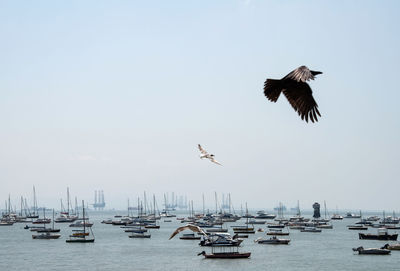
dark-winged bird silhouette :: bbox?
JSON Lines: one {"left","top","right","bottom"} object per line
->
{"left": 263, "top": 66, "right": 322, "bottom": 122}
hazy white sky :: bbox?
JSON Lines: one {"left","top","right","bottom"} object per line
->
{"left": 1, "top": 0, "right": 399, "bottom": 211}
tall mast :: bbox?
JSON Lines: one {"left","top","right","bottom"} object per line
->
{"left": 82, "top": 200, "right": 86, "bottom": 234}
{"left": 229, "top": 193, "right": 231, "bottom": 214}
{"left": 75, "top": 197, "right": 78, "bottom": 216}
{"left": 202, "top": 193, "right": 205, "bottom": 215}
{"left": 33, "top": 185, "right": 37, "bottom": 216}
{"left": 214, "top": 192, "right": 218, "bottom": 214}
{"left": 153, "top": 194, "right": 156, "bottom": 217}
{"left": 67, "top": 187, "right": 70, "bottom": 215}
{"left": 144, "top": 191, "right": 147, "bottom": 215}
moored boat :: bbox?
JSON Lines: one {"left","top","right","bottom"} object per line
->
{"left": 359, "top": 228, "right": 398, "bottom": 241}
{"left": 352, "top": 246, "right": 391, "bottom": 255}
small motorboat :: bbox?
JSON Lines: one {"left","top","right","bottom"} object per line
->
{"left": 352, "top": 246, "right": 391, "bottom": 255}
{"left": 381, "top": 243, "right": 400, "bottom": 250}
{"left": 348, "top": 225, "right": 368, "bottom": 230}
{"left": 300, "top": 227, "right": 321, "bottom": 233}
{"left": 0, "top": 221, "right": 14, "bottom": 226}
{"left": 179, "top": 233, "right": 201, "bottom": 240}
{"left": 255, "top": 236, "right": 290, "bottom": 245}
{"left": 124, "top": 228, "right": 148, "bottom": 233}
{"left": 129, "top": 233, "right": 151, "bottom": 238}
{"left": 198, "top": 251, "right": 251, "bottom": 259}
{"left": 32, "top": 232, "right": 61, "bottom": 239}
{"left": 144, "top": 224, "right": 160, "bottom": 229}
{"left": 267, "top": 229, "right": 289, "bottom": 236}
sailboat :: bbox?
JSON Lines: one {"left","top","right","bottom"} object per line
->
{"left": 32, "top": 209, "right": 61, "bottom": 239}
{"left": 129, "top": 201, "right": 151, "bottom": 238}
{"left": 37, "top": 209, "right": 60, "bottom": 233}
{"left": 66, "top": 200, "right": 95, "bottom": 243}
{"left": 27, "top": 186, "right": 39, "bottom": 219}
{"left": 232, "top": 203, "right": 255, "bottom": 234}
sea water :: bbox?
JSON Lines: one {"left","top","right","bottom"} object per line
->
{"left": 0, "top": 210, "right": 398, "bottom": 271}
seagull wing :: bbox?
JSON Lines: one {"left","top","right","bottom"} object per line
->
{"left": 198, "top": 144, "right": 208, "bottom": 155}
{"left": 210, "top": 158, "right": 222, "bottom": 166}
{"left": 282, "top": 82, "right": 321, "bottom": 123}
{"left": 169, "top": 224, "right": 207, "bottom": 240}
{"left": 283, "top": 66, "right": 315, "bottom": 82}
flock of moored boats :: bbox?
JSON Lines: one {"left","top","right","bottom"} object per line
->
{"left": 1, "top": 191, "right": 400, "bottom": 258}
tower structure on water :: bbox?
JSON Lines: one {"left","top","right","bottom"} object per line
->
{"left": 93, "top": 190, "right": 106, "bottom": 210}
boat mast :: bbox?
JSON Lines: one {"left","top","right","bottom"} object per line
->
{"left": 229, "top": 193, "right": 231, "bottom": 214}
{"left": 214, "top": 192, "right": 218, "bottom": 214}
{"left": 202, "top": 193, "right": 205, "bottom": 215}
{"left": 82, "top": 200, "right": 86, "bottom": 235}
{"left": 33, "top": 186, "right": 37, "bottom": 216}
{"left": 144, "top": 191, "right": 147, "bottom": 215}
{"left": 67, "top": 187, "right": 70, "bottom": 216}
{"left": 153, "top": 194, "right": 156, "bottom": 217}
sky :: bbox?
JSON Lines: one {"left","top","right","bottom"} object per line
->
{"left": 1, "top": 0, "right": 399, "bottom": 212}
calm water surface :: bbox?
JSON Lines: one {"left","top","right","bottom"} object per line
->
{"left": 0, "top": 211, "right": 398, "bottom": 270}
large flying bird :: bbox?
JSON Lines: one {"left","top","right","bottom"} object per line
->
{"left": 198, "top": 144, "right": 222, "bottom": 166}
{"left": 169, "top": 224, "right": 208, "bottom": 240}
{"left": 263, "top": 66, "right": 322, "bottom": 122}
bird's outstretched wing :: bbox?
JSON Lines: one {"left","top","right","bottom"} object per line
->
{"left": 282, "top": 82, "right": 321, "bottom": 123}
{"left": 264, "top": 79, "right": 283, "bottom": 102}
{"left": 198, "top": 144, "right": 208, "bottom": 155}
{"left": 283, "top": 66, "right": 316, "bottom": 82}
{"left": 210, "top": 158, "right": 222, "bottom": 166}
{"left": 169, "top": 224, "right": 207, "bottom": 240}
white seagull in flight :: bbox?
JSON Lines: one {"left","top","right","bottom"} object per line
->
{"left": 198, "top": 144, "right": 222, "bottom": 166}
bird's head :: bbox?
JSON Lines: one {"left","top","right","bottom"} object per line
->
{"left": 210, "top": 154, "right": 214, "bottom": 157}
{"left": 311, "top": 70, "right": 322, "bottom": 76}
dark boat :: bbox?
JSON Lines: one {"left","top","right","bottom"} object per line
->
{"left": 180, "top": 233, "right": 201, "bottom": 240}
{"left": 198, "top": 245, "right": 251, "bottom": 259}
{"left": 352, "top": 246, "right": 391, "bottom": 255}
{"left": 199, "top": 251, "right": 251, "bottom": 259}
{"left": 359, "top": 228, "right": 398, "bottom": 240}
{"left": 348, "top": 225, "right": 368, "bottom": 230}
{"left": 32, "top": 232, "right": 61, "bottom": 239}
{"left": 129, "top": 233, "right": 151, "bottom": 238}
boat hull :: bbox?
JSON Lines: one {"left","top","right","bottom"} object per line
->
{"left": 359, "top": 233, "right": 398, "bottom": 241}
{"left": 203, "top": 252, "right": 251, "bottom": 259}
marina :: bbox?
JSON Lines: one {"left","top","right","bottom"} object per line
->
{"left": 1, "top": 206, "right": 400, "bottom": 270}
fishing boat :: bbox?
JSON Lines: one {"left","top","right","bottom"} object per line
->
{"left": 66, "top": 200, "right": 95, "bottom": 243}
{"left": 255, "top": 236, "right": 290, "bottom": 245}
{"left": 352, "top": 246, "right": 391, "bottom": 255}
{"left": 197, "top": 245, "right": 250, "bottom": 259}
{"left": 359, "top": 228, "right": 398, "bottom": 240}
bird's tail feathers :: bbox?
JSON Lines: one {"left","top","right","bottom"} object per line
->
{"left": 264, "top": 79, "right": 283, "bottom": 102}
